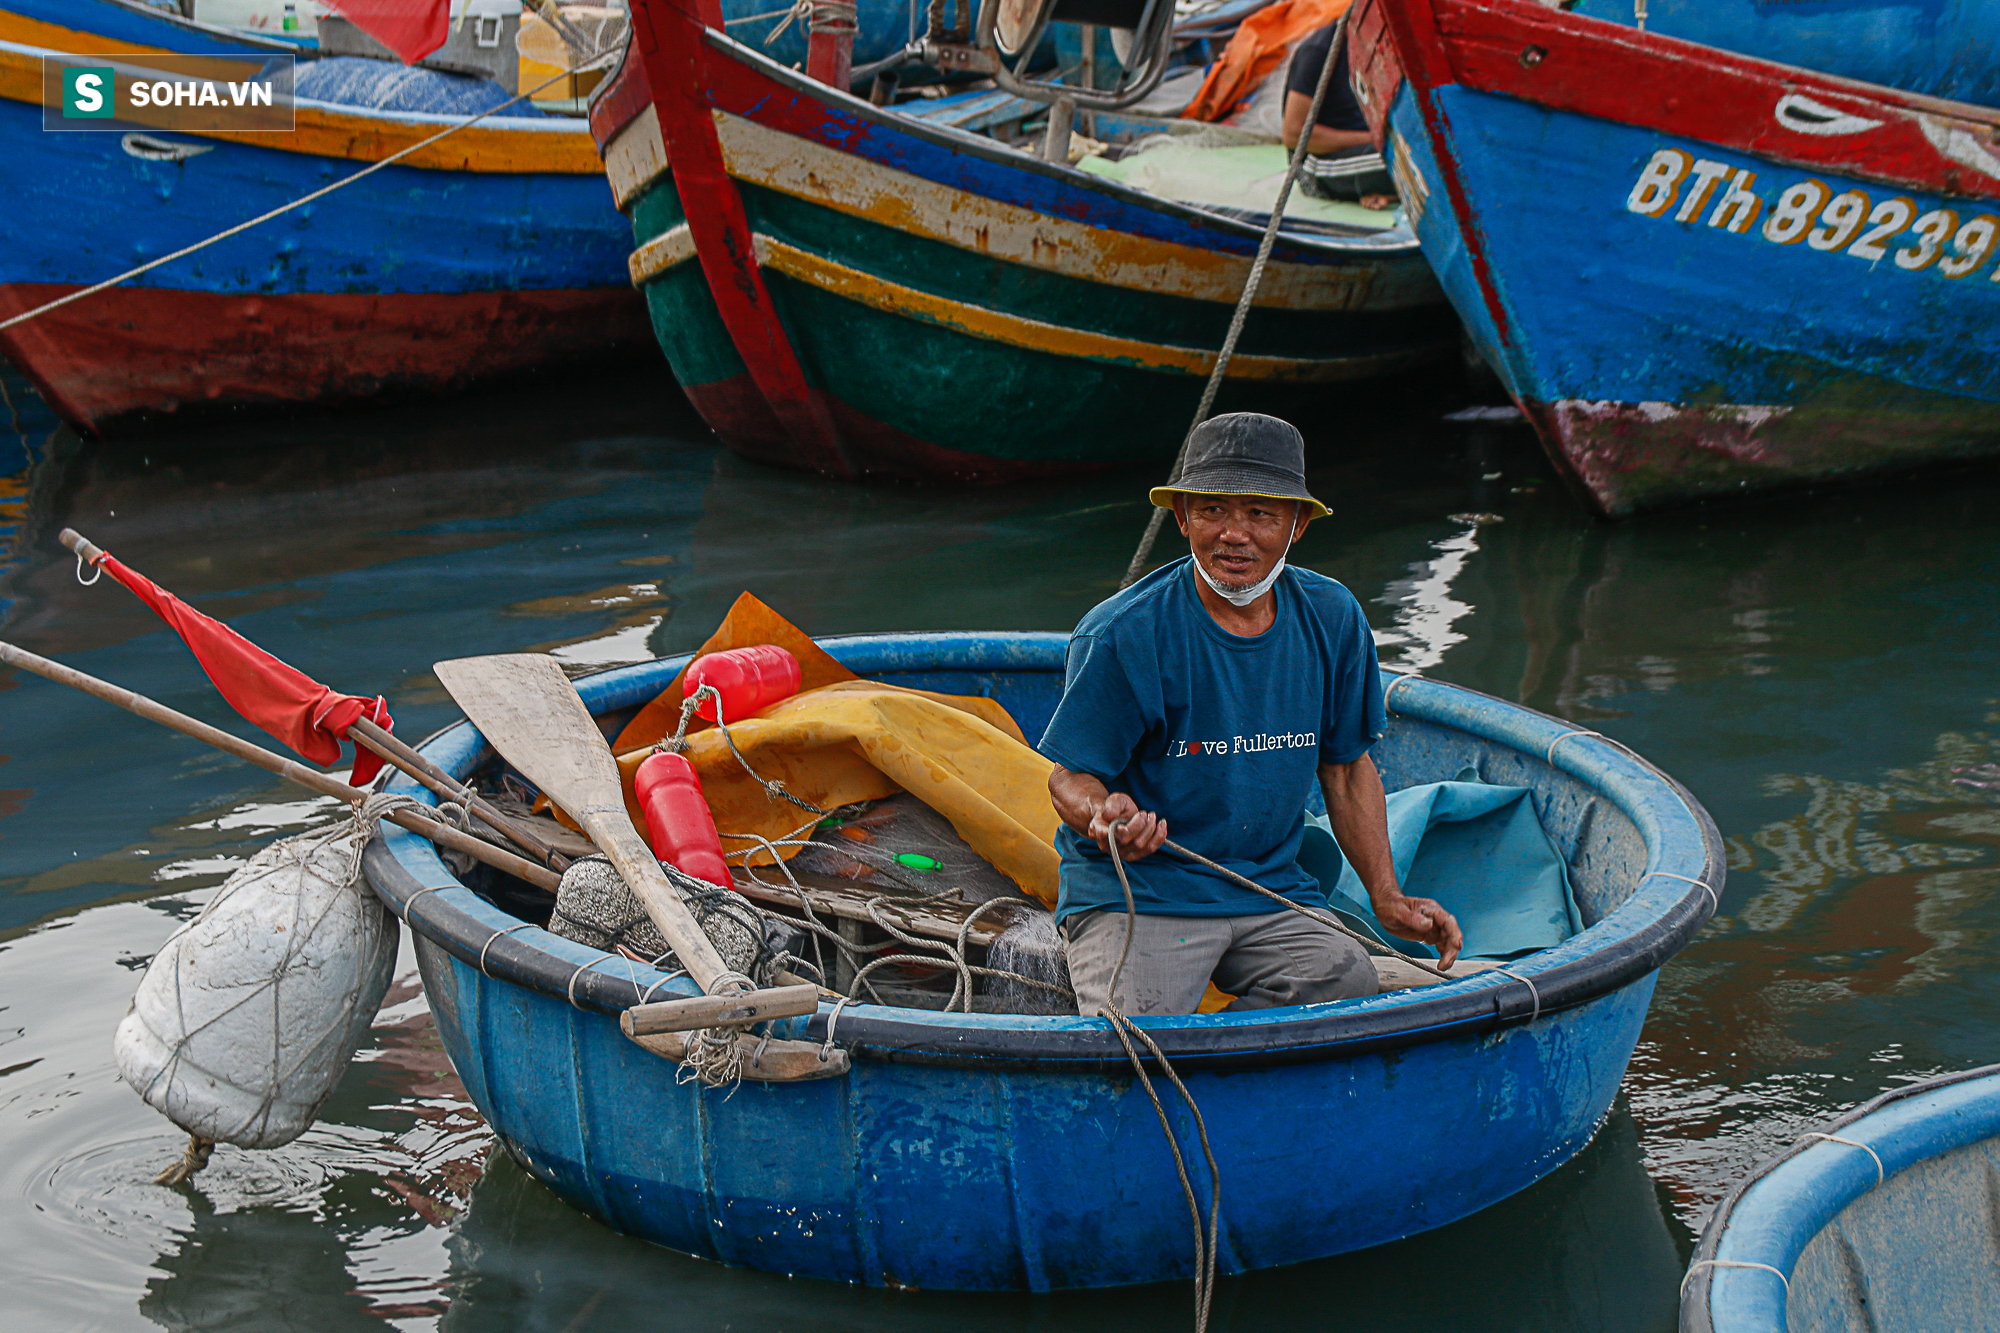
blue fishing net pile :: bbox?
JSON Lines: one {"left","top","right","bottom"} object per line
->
{"left": 294, "top": 56, "right": 543, "bottom": 117}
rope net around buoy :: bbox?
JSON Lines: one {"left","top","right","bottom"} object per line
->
{"left": 116, "top": 792, "right": 422, "bottom": 1184}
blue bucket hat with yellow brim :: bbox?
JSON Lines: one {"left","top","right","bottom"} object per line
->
{"left": 1148, "top": 412, "right": 1329, "bottom": 520}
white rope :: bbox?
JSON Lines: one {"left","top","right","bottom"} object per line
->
{"left": 1545, "top": 730, "right": 1599, "bottom": 764}
{"left": 639, "top": 968, "right": 690, "bottom": 1005}
{"left": 1382, "top": 672, "right": 1423, "bottom": 712}
{"left": 477, "top": 922, "right": 536, "bottom": 977}
{"left": 1489, "top": 966, "right": 1541, "bottom": 1024}
{"left": 818, "top": 994, "right": 856, "bottom": 1062}
{"left": 399, "top": 883, "right": 447, "bottom": 921}
{"left": 75, "top": 550, "right": 103, "bottom": 585}
{"left": 565, "top": 961, "right": 593, "bottom": 1008}
{"left": 0, "top": 55, "right": 617, "bottom": 336}
{"left": 1798, "top": 1132, "right": 1885, "bottom": 1186}
{"left": 1646, "top": 871, "right": 1720, "bottom": 915}
{"left": 1681, "top": 1258, "right": 1790, "bottom": 1298}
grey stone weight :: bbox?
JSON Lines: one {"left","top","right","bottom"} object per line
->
{"left": 549, "top": 857, "right": 763, "bottom": 977}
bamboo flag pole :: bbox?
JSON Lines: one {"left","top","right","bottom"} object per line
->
{"left": 56, "top": 528, "right": 568, "bottom": 873}
{"left": 0, "top": 639, "right": 561, "bottom": 892}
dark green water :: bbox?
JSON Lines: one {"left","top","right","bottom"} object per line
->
{"left": 2, "top": 360, "right": 1996, "bottom": 1331}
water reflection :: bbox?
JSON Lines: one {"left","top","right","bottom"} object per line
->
{"left": 0, "top": 364, "right": 1997, "bottom": 1325}
{"left": 427, "top": 1101, "right": 1683, "bottom": 1333}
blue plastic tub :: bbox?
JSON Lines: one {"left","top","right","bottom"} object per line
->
{"left": 1682, "top": 1064, "right": 2000, "bottom": 1332}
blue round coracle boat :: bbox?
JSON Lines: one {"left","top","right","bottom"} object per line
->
{"left": 362, "top": 631, "right": 1722, "bottom": 1291}
{"left": 1682, "top": 1064, "right": 2000, "bottom": 1332}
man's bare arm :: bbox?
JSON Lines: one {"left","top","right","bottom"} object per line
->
{"left": 1320, "top": 754, "right": 1464, "bottom": 967}
{"left": 1048, "top": 765, "right": 1169, "bottom": 861}
{"left": 1281, "top": 91, "right": 1375, "bottom": 156}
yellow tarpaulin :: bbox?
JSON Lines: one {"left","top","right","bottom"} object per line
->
{"left": 601, "top": 595, "right": 1062, "bottom": 908}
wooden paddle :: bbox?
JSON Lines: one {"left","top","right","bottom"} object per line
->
{"left": 431, "top": 653, "right": 820, "bottom": 1038}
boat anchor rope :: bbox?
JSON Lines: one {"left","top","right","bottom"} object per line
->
{"left": 1119, "top": 18, "right": 1349, "bottom": 588}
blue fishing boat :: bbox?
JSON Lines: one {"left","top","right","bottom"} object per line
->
{"left": 1348, "top": 0, "right": 2000, "bottom": 515}
{"left": 362, "top": 631, "right": 1721, "bottom": 1290}
{"left": 0, "top": 0, "right": 652, "bottom": 436}
{"left": 1681, "top": 1064, "right": 2000, "bottom": 1331}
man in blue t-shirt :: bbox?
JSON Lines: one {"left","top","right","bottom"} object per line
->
{"left": 1040, "top": 413, "right": 1462, "bottom": 1016}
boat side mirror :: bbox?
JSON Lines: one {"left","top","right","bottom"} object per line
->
{"left": 976, "top": 0, "right": 1175, "bottom": 110}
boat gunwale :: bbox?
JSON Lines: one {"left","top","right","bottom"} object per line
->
{"left": 688, "top": 21, "right": 1427, "bottom": 262}
{"left": 365, "top": 629, "right": 1722, "bottom": 1074}
{"left": 1377, "top": 0, "right": 2000, "bottom": 204}
{"left": 1437, "top": 0, "right": 2000, "bottom": 131}
{"left": 1680, "top": 1061, "right": 2000, "bottom": 1333}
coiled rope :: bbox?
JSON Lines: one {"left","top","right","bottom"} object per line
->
{"left": 1118, "top": 17, "right": 1349, "bottom": 588}
{"left": 650, "top": 689, "right": 1075, "bottom": 1013}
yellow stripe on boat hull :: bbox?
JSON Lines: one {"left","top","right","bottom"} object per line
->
{"left": 629, "top": 224, "right": 1426, "bottom": 382}
{"left": 714, "top": 112, "right": 1384, "bottom": 314}
{"left": 603, "top": 102, "right": 1397, "bottom": 314}
{"left": 0, "top": 29, "right": 604, "bottom": 174}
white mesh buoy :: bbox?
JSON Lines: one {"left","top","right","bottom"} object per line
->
{"left": 113, "top": 796, "right": 409, "bottom": 1155}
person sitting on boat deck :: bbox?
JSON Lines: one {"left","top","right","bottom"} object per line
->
{"left": 1280, "top": 21, "right": 1398, "bottom": 212}
{"left": 1039, "top": 413, "right": 1462, "bottom": 1018}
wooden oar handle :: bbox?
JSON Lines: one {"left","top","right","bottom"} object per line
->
{"left": 0, "top": 639, "right": 559, "bottom": 892}
{"left": 57, "top": 528, "right": 105, "bottom": 566}
{"left": 622, "top": 983, "right": 819, "bottom": 1036}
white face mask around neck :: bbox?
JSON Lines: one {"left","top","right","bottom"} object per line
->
{"left": 1190, "top": 504, "right": 1298, "bottom": 608}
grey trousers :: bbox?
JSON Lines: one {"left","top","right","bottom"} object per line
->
{"left": 1062, "top": 908, "right": 1378, "bottom": 1017}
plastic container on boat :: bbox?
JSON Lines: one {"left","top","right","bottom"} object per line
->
{"left": 1681, "top": 1064, "right": 2000, "bottom": 1332}
{"left": 683, "top": 644, "right": 800, "bottom": 722}
{"left": 632, "top": 750, "right": 731, "bottom": 889}
{"left": 363, "top": 630, "right": 1723, "bottom": 1292}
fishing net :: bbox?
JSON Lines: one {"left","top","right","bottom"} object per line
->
{"left": 547, "top": 856, "right": 793, "bottom": 986}
{"left": 781, "top": 794, "right": 1074, "bottom": 1015}
{"left": 113, "top": 793, "right": 417, "bottom": 1172}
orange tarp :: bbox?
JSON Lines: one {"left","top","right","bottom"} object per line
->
{"left": 1179, "top": 0, "right": 1351, "bottom": 124}
{"left": 613, "top": 592, "right": 861, "bottom": 752}
{"left": 603, "top": 595, "right": 1063, "bottom": 906}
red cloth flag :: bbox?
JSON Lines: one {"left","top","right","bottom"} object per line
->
{"left": 87, "top": 550, "right": 394, "bottom": 787}
{"left": 320, "top": 0, "right": 453, "bottom": 66}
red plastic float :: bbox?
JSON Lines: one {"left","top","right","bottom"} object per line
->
{"left": 683, "top": 644, "right": 801, "bottom": 722}
{"left": 633, "top": 751, "right": 732, "bottom": 890}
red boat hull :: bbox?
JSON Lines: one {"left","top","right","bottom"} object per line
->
{"left": 0, "top": 284, "right": 655, "bottom": 437}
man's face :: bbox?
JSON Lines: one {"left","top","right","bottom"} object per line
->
{"left": 1174, "top": 494, "right": 1310, "bottom": 594}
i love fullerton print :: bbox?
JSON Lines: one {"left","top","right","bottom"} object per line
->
{"left": 1169, "top": 730, "right": 1323, "bottom": 758}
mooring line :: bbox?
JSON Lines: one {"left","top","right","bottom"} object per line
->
{"left": 1118, "top": 18, "right": 1347, "bottom": 587}
{"left": 0, "top": 53, "right": 617, "bottom": 335}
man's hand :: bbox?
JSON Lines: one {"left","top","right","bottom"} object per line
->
{"left": 1088, "top": 791, "right": 1169, "bottom": 862}
{"left": 1050, "top": 766, "right": 1168, "bottom": 862}
{"left": 1373, "top": 893, "right": 1464, "bottom": 970}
